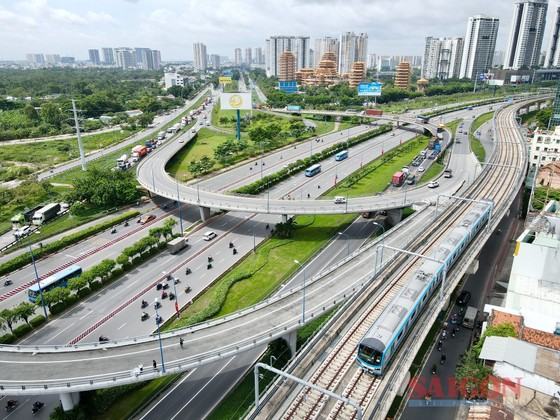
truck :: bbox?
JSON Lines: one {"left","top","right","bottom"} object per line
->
{"left": 462, "top": 306, "right": 478, "bottom": 329}
{"left": 157, "top": 131, "right": 166, "bottom": 140}
{"left": 32, "top": 203, "right": 60, "bottom": 226}
{"left": 392, "top": 171, "right": 406, "bottom": 187}
{"left": 131, "top": 145, "right": 148, "bottom": 159}
{"left": 365, "top": 109, "right": 383, "bottom": 117}
{"left": 167, "top": 237, "right": 189, "bottom": 254}
{"left": 117, "top": 154, "right": 128, "bottom": 168}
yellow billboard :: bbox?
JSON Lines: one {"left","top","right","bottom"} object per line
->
{"left": 219, "top": 76, "right": 232, "bottom": 85}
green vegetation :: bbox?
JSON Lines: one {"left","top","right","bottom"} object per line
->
{"left": 521, "top": 106, "right": 551, "bottom": 128}
{"left": 469, "top": 111, "right": 493, "bottom": 162}
{"left": 532, "top": 186, "right": 560, "bottom": 210}
{"left": 418, "top": 119, "right": 460, "bottom": 184}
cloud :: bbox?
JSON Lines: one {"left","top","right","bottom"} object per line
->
{"left": 49, "top": 8, "right": 86, "bottom": 24}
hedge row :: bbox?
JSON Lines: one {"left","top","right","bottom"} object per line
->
{"left": 424, "top": 97, "right": 504, "bottom": 118}
{"left": 0, "top": 210, "right": 140, "bottom": 277}
{"left": 0, "top": 315, "right": 46, "bottom": 344}
{"left": 235, "top": 124, "right": 392, "bottom": 195}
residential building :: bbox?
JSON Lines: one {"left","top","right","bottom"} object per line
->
{"left": 244, "top": 48, "right": 252, "bottom": 66}
{"left": 164, "top": 72, "right": 184, "bottom": 89}
{"left": 545, "top": 4, "right": 560, "bottom": 68}
{"left": 339, "top": 32, "right": 368, "bottom": 74}
{"left": 26, "top": 54, "right": 45, "bottom": 66}
{"left": 460, "top": 15, "right": 500, "bottom": 79}
{"left": 88, "top": 49, "right": 101, "bottom": 65}
{"left": 422, "top": 37, "right": 464, "bottom": 80}
{"left": 504, "top": 0, "right": 548, "bottom": 70}
{"left": 60, "top": 56, "right": 75, "bottom": 65}
{"left": 254, "top": 47, "right": 264, "bottom": 65}
{"left": 151, "top": 50, "right": 162, "bottom": 69}
{"left": 278, "top": 51, "right": 296, "bottom": 81}
{"left": 367, "top": 53, "right": 377, "bottom": 69}
{"left": 193, "top": 42, "right": 207, "bottom": 72}
{"left": 394, "top": 61, "right": 411, "bottom": 89}
{"left": 101, "top": 48, "right": 115, "bottom": 65}
{"left": 45, "top": 54, "right": 60, "bottom": 65}
{"left": 293, "top": 36, "right": 311, "bottom": 70}
{"left": 209, "top": 54, "right": 221, "bottom": 69}
{"left": 265, "top": 36, "right": 292, "bottom": 77}
{"left": 115, "top": 47, "right": 136, "bottom": 69}
{"left": 135, "top": 48, "right": 154, "bottom": 70}
{"left": 493, "top": 50, "right": 505, "bottom": 67}
{"left": 314, "top": 36, "right": 339, "bottom": 69}
{"left": 234, "top": 48, "right": 242, "bottom": 66}
{"left": 530, "top": 126, "right": 560, "bottom": 169}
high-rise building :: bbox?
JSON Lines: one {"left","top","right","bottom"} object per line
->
{"left": 459, "top": 15, "right": 499, "bottom": 79}
{"left": 101, "top": 48, "right": 115, "bottom": 65}
{"left": 504, "top": 0, "right": 548, "bottom": 70}
{"left": 26, "top": 54, "right": 45, "bottom": 66}
{"left": 394, "top": 61, "right": 411, "bottom": 89}
{"left": 279, "top": 51, "right": 296, "bottom": 81}
{"left": 422, "top": 37, "right": 464, "bottom": 80}
{"left": 234, "top": 48, "right": 242, "bottom": 66}
{"left": 88, "top": 49, "right": 101, "bottom": 65}
{"left": 493, "top": 50, "right": 505, "bottom": 67}
{"left": 545, "top": 5, "right": 560, "bottom": 67}
{"left": 151, "top": 50, "right": 162, "bottom": 69}
{"left": 244, "top": 48, "right": 252, "bottom": 65}
{"left": 254, "top": 47, "right": 264, "bottom": 65}
{"left": 115, "top": 47, "right": 136, "bottom": 69}
{"left": 45, "top": 54, "right": 61, "bottom": 65}
{"left": 293, "top": 36, "right": 311, "bottom": 70}
{"left": 60, "top": 56, "right": 75, "bottom": 65}
{"left": 314, "top": 36, "right": 339, "bottom": 69}
{"left": 265, "top": 36, "right": 312, "bottom": 77}
{"left": 210, "top": 54, "right": 221, "bottom": 69}
{"left": 135, "top": 48, "right": 154, "bottom": 70}
{"left": 193, "top": 42, "right": 207, "bottom": 71}
{"left": 338, "top": 32, "right": 368, "bottom": 74}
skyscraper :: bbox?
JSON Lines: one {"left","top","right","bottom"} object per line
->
{"left": 88, "top": 49, "right": 101, "bottom": 65}
{"left": 234, "top": 48, "right": 243, "bottom": 66}
{"left": 459, "top": 15, "right": 499, "bottom": 79}
{"left": 338, "top": 32, "right": 368, "bottom": 74}
{"left": 265, "top": 36, "right": 310, "bottom": 77}
{"left": 422, "top": 37, "right": 464, "bottom": 79}
{"left": 210, "top": 54, "right": 221, "bottom": 69}
{"left": 115, "top": 47, "right": 135, "bottom": 69}
{"left": 293, "top": 36, "right": 311, "bottom": 69}
{"left": 151, "top": 50, "right": 162, "bottom": 69}
{"left": 504, "top": 0, "right": 548, "bottom": 70}
{"left": 254, "top": 47, "right": 265, "bottom": 65}
{"left": 193, "top": 42, "right": 207, "bottom": 72}
{"left": 135, "top": 48, "right": 154, "bottom": 70}
{"left": 45, "top": 54, "right": 61, "bottom": 65}
{"left": 545, "top": 5, "right": 560, "bottom": 67}
{"left": 244, "top": 48, "right": 252, "bottom": 65}
{"left": 314, "top": 37, "right": 339, "bottom": 69}
{"left": 101, "top": 48, "right": 115, "bottom": 65}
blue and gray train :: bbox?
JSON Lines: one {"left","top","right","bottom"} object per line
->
{"left": 356, "top": 201, "right": 492, "bottom": 375}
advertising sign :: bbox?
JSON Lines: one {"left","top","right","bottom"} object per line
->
{"left": 358, "top": 82, "right": 383, "bottom": 96}
{"left": 488, "top": 79, "right": 504, "bottom": 86}
{"left": 220, "top": 92, "right": 252, "bottom": 110}
{"left": 222, "top": 69, "right": 233, "bottom": 76}
{"left": 286, "top": 105, "right": 302, "bottom": 112}
{"left": 278, "top": 80, "right": 298, "bottom": 94}
{"left": 219, "top": 76, "right": 232, "bottom": 84}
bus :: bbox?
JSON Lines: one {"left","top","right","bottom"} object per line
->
{"left": 335, "top": 150, "right": 349, "bottom": 161}
{"left": 28, "top": 265, "right": 82, "bottom": 303}
{"left": 305, "top": 164, "right": 321, "bottom": 177}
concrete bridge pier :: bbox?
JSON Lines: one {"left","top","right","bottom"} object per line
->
{"left": 60, "top": 392, "right": 80, "bottom": 411}
{"left": 199, "top": 206, "right": 211, "bottom": 222}
{"left": 282, "top": 330, "right": 298, "bottom": 358}
{"left": 387, "top": 208, "right": 403, "bottom": 226}
{"left": 281, "top": 214, "right": 288, "bottom": 223}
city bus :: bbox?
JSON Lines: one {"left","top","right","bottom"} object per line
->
{"left": 335, "top": 150, "right": 349, "bottom": 161}
{"left": 305, "top": 164, "right": 321, "bottom": 177}
{"left": 27, "top": 265, "right": 82, "bottom": 303}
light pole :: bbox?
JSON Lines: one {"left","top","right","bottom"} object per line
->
{"left": 164, "top": 272, "right": 180, "bottom": 319}
{"left": 175, "top": 178, "right": 184, "bottom": 234}
{"left": 370, "top": 222, "right": 385, "bottom": 275}
{"left": 154, "top": 298, "right": 166, "bottom": 373}
{"left": 293, "top": 260, "right": 307, "bottom": 324}
{"left": 29, "top": 245, "right": 48, "bottom": 320}
{"left": 337, "top": 232, "right": 350, "bottom": 257}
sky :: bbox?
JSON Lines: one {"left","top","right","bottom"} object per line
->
{"left": 0, "top": 0, "right": 558, "bottom": 61}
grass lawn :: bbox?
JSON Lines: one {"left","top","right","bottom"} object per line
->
{"left": 418, "top": 119, "right": 460, "bottom": 184}
{"left": 1, "top": 129, "right": 136, "bottom": 172}
{"left": 469, "top": 111, "right": 493, "bottom": 163}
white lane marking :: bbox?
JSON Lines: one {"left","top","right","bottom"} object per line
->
{"left": 79, "top": 312, "right": 90, "bottom": 320}
{"left": 138, "top": 369, "right": 197, "bottom": 420}
{"left": 43, "top": 324, "right": 73, "bottom": 344}
{"left": 117, "top": 323, "right": 127, "bottom": 331}
{"left": 169, "top": 357, "right": 235, "bottom": 420}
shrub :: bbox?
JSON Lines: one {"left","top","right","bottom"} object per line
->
{"left": 0, "top": 333, "right": 15, "bottom": 344}
{"left": 29, "top": 315, "right": 46, "bottom": 328}
{"left": 12, "top": 323, "right": 32, "bottom": 338}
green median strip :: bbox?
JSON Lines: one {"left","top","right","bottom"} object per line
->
{"left": 469, "top": 111, "right": 493, "bottom": 163}
{"left": 419, "top": 119, "right": 460, "bottom": 184}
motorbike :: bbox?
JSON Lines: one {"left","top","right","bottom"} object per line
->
{"left": 207, "top": 263, "right": 212, "bottom": 270}
{"left": 141, "top": 312, "right": 149, "bottom": 321}
{"left": 111, "top": 228, "right": 117, "bottom": 234}
{"left": 440, "top": 354, "right": 447, "bottom": 365}
{"left": 431, "top": 365, "right": 437, "bottom": 375}
{"left": 174, "top": 278, "right": 180, "bottom": 285}
{"left": 156, "top": 283, "right": 163, "bottom": 290}
{"left": 5, "top": 400, "right": 17, "bottom": 412}
{"left": 32, "top": 401, "right": 44, "bottom": 415}
{"left": 99, "top": 336, "right": 109, "bottom": 343}
{"left": 185, "top": 286, "right": 192, "bottom": 293}
{"left": 229, "top": 241, "right": 234, "bottom": 249}
{"left": 207, "top": 256, "right": 213, "bottom": 263}
{"left": 161, "top": 291, "right": 168, "bottom": 299}
{"left": 169, "top": 293, "right": 175, "bottom": 301}
{"left": 141, "top": 300, "right": 148, "bottom": 309}
{"left": 124, "top": 221, "right": 129, "bottom": 227}
{"left": 155, "top": 314, "right": 163, "bottom": 324}
{"left": 154, "top": 301, "right": 161, "bottom": 309}
{"left": 233, "top": 248, "right": 238, "bottom": 255}
{"left": 162, "top": 283, "right": 169, "bottom": 290}
{"left": 185, "top": 267, "right": 191, "bottom": 275}
{"left": 3, "top": 279, "right": 13, "bottom": 286}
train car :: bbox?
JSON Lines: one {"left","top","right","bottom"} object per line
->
{"left": 356, "top": 201, "right": 492, "bottom": 375}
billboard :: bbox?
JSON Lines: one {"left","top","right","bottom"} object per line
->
{"left": 488, "top": 79, "right": 504, "bottom": 86}
{"left": 219, "top": 76, "right": 232, "bottom": 84}
{"left": 358, "top": 82, "right": 383, "bottom": 96}
{"left": 278, "top": 80, "right": 298, "bottom": 94}
{"left": 220, "top": 92, "right": 252, "bottom": 110}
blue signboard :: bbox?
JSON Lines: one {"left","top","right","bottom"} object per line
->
{"left": 222, "top": 69, "right": 233, "bottom": 77}
{"left": 358, "top": 82, "right": 383, "bottom": 96}
{"left": 278, "top": 80, "right": 298, "bottom": 94}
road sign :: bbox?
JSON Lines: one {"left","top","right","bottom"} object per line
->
{"left": 278, "top": 80, "right": 298, "bottom": 94}
{"left": 219, "top": 76, "right": 232, "bottom": 84}
{"left": 220, "top": 92, "right": 252, "bottom": 110}
{"left": 358, "top": 82, "right": 383, "bottom": 96}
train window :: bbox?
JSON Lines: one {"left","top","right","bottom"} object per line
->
{"left": 397, "top": 330, "right": 404, "bottom": 342}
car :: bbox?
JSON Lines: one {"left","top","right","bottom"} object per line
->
{"left": 191, "top": 128, "right": 196, "bottom": 133}
{"left": 334, "top": 196, "right": 347, "bottom": 204}
{"left": 406, "top": 175, "right": 416, "bottom": 185}
{"left": 140, "top": 214, "right": 156, "bottom": 225}
{"left": 418, "top": 166, "right": 425, "bottom": 172}
{"left": 203, "top": 231, "right": 217, "bottom": 241}
{"left": 206, "top": 121, "right": 211, "bottom": 126}
{"left": 179, "top": 139, "right": 184, "bottom": 143}
{"left": 456, "top": 290, "right": 471, "bottom": 306}
{"left": 427, "top": 181, "right": 439, "bottom": 188}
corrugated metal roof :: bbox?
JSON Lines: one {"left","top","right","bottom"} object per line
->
{"left": 479, "top": 337, "right": 537, "bottom": 372}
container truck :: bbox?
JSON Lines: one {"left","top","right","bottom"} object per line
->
{"left": 32, "top": 203, "right": 60, "bottom": 226}
{"left": 392, "top": 171, "right": 406, "bottom": 187}
{"left": 131, "top": 145, "right": 148, "bottom": 159}
{"left": 167, "top": 237, "right": 189, "bottom": 254}
{"left": 365, "top": 109, "right": 383, "bottom": 116}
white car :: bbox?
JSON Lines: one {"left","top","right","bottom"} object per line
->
{"left": 427, "top": 181, "right": 439, "bottom": 188}
{"left": 203, "top": 231, "right": 217, "bottom": 241}
{"left": 418, "top": 166, "right": 425, "bottom": 172}
{"left": 334, "top": 196, "right": 347, "bottom": 204}
{"left": 179, "top": 139, "right": 184, "bottom": 143}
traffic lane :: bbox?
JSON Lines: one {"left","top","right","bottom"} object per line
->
{"left": 0, "top": 394, "right": 54, "bottom": 420}
{"left": 140, "top": 349, "right": 264, "bottom": 420}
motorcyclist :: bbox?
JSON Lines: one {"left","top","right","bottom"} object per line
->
{"left": 185, "top": 267, "right": 191, "bottom": 275}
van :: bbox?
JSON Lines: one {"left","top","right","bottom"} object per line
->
{"left": 203, "top": 231, "right": 217, "bottom": 241}
{"left": 462, "top": 306, "right": 478, "bottom": 329}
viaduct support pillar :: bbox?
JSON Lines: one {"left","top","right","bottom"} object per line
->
{"left": 281, "top": 214, "right": 288, "bottom": 223}
{"left": 60, "top": 392, "right": 80, "bottom": 412}
{"left": 199, "top": 206, "right": 211, "bottom": 222}
{"left": 387, "top": 208, "right": 403, "bottom": 226}
{"left": 282, "top": 330, "right": 298, "bottom": 358}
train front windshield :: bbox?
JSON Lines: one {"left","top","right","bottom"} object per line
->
{"left": 358, "top": 344, "right": 383, "bottom": 365}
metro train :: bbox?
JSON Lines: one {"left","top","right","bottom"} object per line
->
{"left": 356, "top": 200, "right": 493, "bottom": 375}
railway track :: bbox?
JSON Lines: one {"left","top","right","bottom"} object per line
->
{"left": 276, "top": 102, "right": 526, "bottom": 420}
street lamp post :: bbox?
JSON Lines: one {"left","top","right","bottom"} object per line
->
{"left": 29, "top": 245, "right": 48, "bottom": 320}
{"left": 175, "top": 178, "right": 184, "bottom": 234}
{"left": 154, "top": 298, "right": 166, "bottom": 373}
{"left": 337, "top": 232, "right": 350, "bottom": 257}
{"left": 370, "top": 222, "right": 385, "bottom": 275}
{"left": 293, "top": 260, "right": 307, "bottom": 324}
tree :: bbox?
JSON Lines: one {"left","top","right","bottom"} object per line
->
{"left": 0, "top": 309, "right": 17, "bottom": 334}
{"left": 116, "top": 253, "right": 130, "bottom": 268}
{"left": 167, "top": 85, "right": 183, "bottom": 98}
{"left": 13, "top": 302, "right": 36, "bottom": 327}
{"left": 68, "top": 276, "right": 88, "bottom": 293}
{"left": 39, "top": 288, "right": 71, "bottom": 309}
{"left": 69, "top": 167, "right": 139, "bottom": 208}
{"left": 23, "top": 103, "right": 40, "bottom": 121}
{"left": 40, "top": 102, "right": 64, "bottom": 128}
{"left": 136, "top": 112, "right": 155, "bottom": 128}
